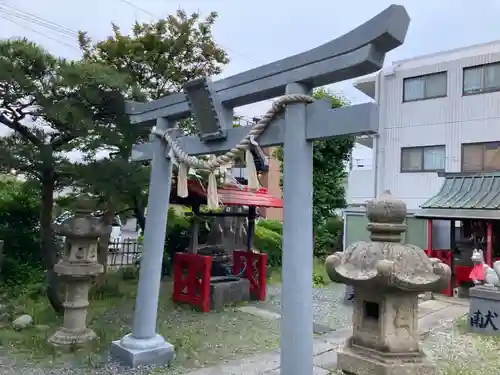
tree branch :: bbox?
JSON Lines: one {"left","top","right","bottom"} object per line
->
{"left": 0, "top": 112, "right": 42, "bottom": 146}
{"left": 52, "top": 134, "right": 75, "bottom": 150}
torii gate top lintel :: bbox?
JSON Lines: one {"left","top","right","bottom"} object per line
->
{"left": 126, "top": 4, "right": 410, "bottom": 124}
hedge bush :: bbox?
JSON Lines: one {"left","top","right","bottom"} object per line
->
{"left": 253, "top": 216, "right": 344, "bottom": 265}
{"left": 256, "top": 219, "right": 282, "bottom": 235}
{"left": 314, "top": 215, "right": 343, "bottom": 259}
{"left": 0, "top": 179, "right": 44, "bottom": 289}
{"left": 160, "top": 207, "right": 213, "bottom": 275}
{"left": 254, "top": 225, "right": 282, "bottom": 267}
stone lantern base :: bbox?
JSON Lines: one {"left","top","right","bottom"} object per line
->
{"left": 48, "top": 263, "right": 103, "bottom": 349}
{"left": 336, "top": 290, "right": 436, "bottom": 375}
{"left": 337, "top": 343, "right": 436, "bottom": 375}
{"left": 49, "top": 327, "right": 97, "bottom": 347}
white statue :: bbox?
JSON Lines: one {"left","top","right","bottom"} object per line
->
{"left": 470, "top": 249, "right": 485, "bottom": 285}
{"left": 484, "top": 260, "right": 500, "bottom": 287}
{"left": 470, "top": 249, "right": 500, "bottom": 288}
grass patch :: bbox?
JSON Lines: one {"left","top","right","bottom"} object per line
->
{"left": 420, "top": 318, "right": 500, "bottom": 375}
{"left": 268, "top": 257, "right": 330, "bottom": 288}
{"left": 0, "top": 270, "right": 280, "bottom": 372}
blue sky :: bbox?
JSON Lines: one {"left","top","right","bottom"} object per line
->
{"left": 1, "top": 0, "right": 500, "bottom": 162}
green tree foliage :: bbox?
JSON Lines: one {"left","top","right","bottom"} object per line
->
{"left": 274, "top": 88, "right": 354, "bottom": 228}
{"left": 314, "top": 215, "right": 344, "bottom": 259}
{"left": 0, "top": 177, "right": 43, "bottom": 290}
{"left": 0, "top": 38, "right": 127, "bottom": 313}
{"left": 74, "top": 10, "right": 229, "bottom": 230}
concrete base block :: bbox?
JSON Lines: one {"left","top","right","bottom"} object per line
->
{"left": 337, "top": 345, "right": 436, "bottom": 375}
{"left": 469, "top": 285, "right": 500, "bottom": 335}
{"left": 210, "top": 276, "right": 250, "bottom": 310}
{"left": 110, "top": 333, "right": 175, "bottom": 367}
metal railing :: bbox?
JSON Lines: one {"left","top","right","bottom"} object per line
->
{"left": 107, "top": 239, "right": 142, "bottom": 267}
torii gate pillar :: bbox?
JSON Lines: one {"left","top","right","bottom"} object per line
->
{"left": 111, "top": 5, "right": 410, "bottom": 374}
{"left": 281, "top": 82, "right": 315, "bottom": 373}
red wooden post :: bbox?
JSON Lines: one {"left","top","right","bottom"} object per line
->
{"left": 172, "top": 253, "right": 212, "bottom": 312}
{"left": 256, "top": 253, "right": 268, "bottom": 301}
{"left": 427, "top": 219, "right": 433, "bottom": 257}
{"left": 233, "top": 251, "right": 267, "bottom": 301}
{"left": 487, "top": 222, "right": 493, "bottom": 267}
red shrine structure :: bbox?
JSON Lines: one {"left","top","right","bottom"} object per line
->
{"left": 416, "top": 172, "right": 500, "bottom": 297}
{"left": 170, "top": 179, "right": 283, "bottom": 312}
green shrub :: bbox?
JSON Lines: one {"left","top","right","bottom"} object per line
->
{"left": 254, "top": 226, "right": 282, "bottom": 267}
{"left": 314, "top": 215, "right": 343, "bottom": 259}
{"left": 0, "top": 179, "right": 44, "bottom": 290}
{"left": 256, "top": 219, "right": 283, "bottom": 235}
{"left": 158, "top": 207, "right": 212, "bottom": 275}
{"left": 165, "top": 208, "right": 191, "bottom": 254}
{"left": 312, "top": 272, "right": 326, "bottom": 288}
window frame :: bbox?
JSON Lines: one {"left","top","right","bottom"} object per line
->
{"left": 463, "top": 62, "right": 500, "bottom": 96}
{"left": 400, "top": 145, "right": 446, "bottom": 173}
{"left": 402, "top": 71, "right": 448, "bottom": 103}
{"left": 461, "top": 142, "right": 500, "bottom": 172}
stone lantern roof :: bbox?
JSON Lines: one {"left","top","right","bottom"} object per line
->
{"left": 326, "top": 190, "right": 450, "bottom": 293}
{"left": 53, "top": 204, "right": 111, "bottom": 239}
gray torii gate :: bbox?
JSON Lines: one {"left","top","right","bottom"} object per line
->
{"left": 110, "top": 5, "right": 410, "bottom": 375}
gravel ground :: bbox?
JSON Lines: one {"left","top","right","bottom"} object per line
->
{"left": 422, "top": 320, "right": 500, "bottom": 375}
{"left": 5, "top": 285, "right": 495, "bottom": 375}
{"left": 0, "top": 284, "right": 349, "bottom": 375}
{"left": 265, "top": 282, "right": 352, "bottom": 330}
{"left": 327, "top": 319, "right": 500, "bottom": 375}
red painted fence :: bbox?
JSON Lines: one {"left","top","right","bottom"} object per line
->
{"left": 172, "top": 251, "right": 268, "bottom": 312}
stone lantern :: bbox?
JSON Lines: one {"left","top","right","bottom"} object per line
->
{"left": 325, "top": 191, "right": 451, "bottom": 375}
{"left": 48, "top": 205, "right": 109, "bottom": 347}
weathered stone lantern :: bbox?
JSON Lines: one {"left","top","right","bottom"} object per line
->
{"left": 49, "top": 205, "right": 109, "bottom": 347}
{"left": 325, "top": 191, "right": 451, "bottom": 375}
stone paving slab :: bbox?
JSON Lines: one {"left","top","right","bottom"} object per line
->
{"left": 266, "top": 366, "right": 330, "bottom": 375}
{"left": 237, "top": 306, "right": 281, "bottom": 320}
{"left": 237, "top": 305, "right": 335, "bottom": 335}
{"left": 419, "top": 304, "right": 468, "bottom": 333}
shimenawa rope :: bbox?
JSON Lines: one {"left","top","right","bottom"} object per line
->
{"left": 151, "top": 94, "right": 314, "bottom": 209}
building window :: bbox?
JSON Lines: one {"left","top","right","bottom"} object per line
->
{"left": 403, "top": 72, "right": 447, "bottom": 102}
{"left": 463, "top": 62, "right": 500, "bottom": 95}
{"left": 462, "top": 142, "right": 500, "bottom": 172}
{"left": 401, "top": 146, "right": 445, "bottom": 172}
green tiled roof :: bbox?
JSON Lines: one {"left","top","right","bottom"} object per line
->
{"left": 417, "top": 172, "right": 500, "bottom": 220}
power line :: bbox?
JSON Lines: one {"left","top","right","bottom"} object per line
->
{"left": 0, "top": 3, "right": 80, "bottom": 51}
{"left": 116, "top": 0, "right": 263, "bottom": 65}
{"left": 0, "top": 14, "right": 79, "bottom": 51}
{"left": 118, "top": 0, "right": 155, "bottom": 17}
{"left": 115, "top": 0, "right": 274, "bottom": 109}
{"left": 0, "top": 3, "right": 78, "bottom": 38}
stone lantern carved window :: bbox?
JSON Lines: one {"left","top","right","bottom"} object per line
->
{"left": 363, "top": 301, "right": 380, "bottom": 321}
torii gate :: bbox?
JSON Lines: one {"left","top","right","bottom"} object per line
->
{"left": 110, "top": 5, "right": 410, "bottom": 375}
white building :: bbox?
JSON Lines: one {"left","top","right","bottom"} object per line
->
{"left": 348, "top": 39, "right": 500, "bottom": 210}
